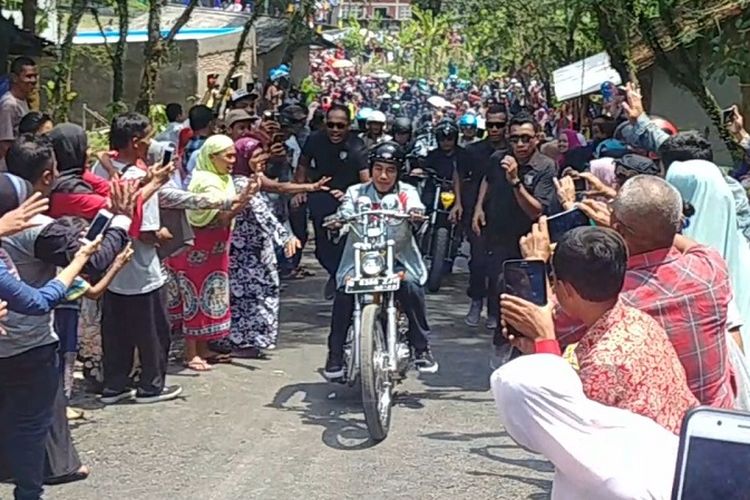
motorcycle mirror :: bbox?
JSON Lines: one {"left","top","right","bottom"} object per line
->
{"left": 380, "top": 194, "right": 400, "bottom": 211}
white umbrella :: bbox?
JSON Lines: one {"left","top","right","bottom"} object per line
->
{"left": 371, "top": 69, "right": 391, "bottom": 79}
{"left": 427, "top": 95, "right": 449, "bottom": 108}
{"left": 332, "top": 59, "right": 354, "bottom": 69}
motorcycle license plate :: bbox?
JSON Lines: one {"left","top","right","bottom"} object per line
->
{"left": 345, "top": 276, "right": 401, "bottom": 294}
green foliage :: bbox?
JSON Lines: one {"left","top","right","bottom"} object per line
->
{"left": 340, "top": 17, "right": 367, "bottom": 58}
{"left": 148, "top": 103, "right": 168, "bottom": 134}
{"left": 105, "top": 101, "right": 128, "bottom": 120}
{"left": 87, "top": 129, "right": 110, "bottom": 155}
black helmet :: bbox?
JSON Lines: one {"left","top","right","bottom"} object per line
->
{"left": 369, "top": 141, "right": 406, "bottom": 169}
{"left": 434, "top": 119, "right": 459, "bottom": 140}
{"left": 392, "top": 116, "right": 413, "bottom": 135}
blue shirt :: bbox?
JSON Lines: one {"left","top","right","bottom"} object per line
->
{"left": 0, "top": 248, "right": 67, "bottom": 315}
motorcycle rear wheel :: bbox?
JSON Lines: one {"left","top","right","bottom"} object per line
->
{"left": 360, "top": 303, "right": 392, "bottom": 442}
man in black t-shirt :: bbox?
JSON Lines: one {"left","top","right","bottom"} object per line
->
{"left": 461, "top": 105, "right": 509, "bottom": 328}
{"left": 293, "top": 104, "right": 370, "bottom": 299}
{"left": 472, "top": 112, "right": 556, "bottom": 330}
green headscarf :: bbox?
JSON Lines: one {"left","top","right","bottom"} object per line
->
{"left": 187, "top": 134, "right": 236, "bottom": 227}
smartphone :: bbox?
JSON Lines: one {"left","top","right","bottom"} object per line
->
{"left": 722, "top": 107, "right": 735, "bottom": 124}
{"left": 264, "top": 110, "right": 279, "bottom": 122}
{"left": 161, "top": 145, "right": 174, "bottom": 166}
{"left": 546, "top": 207, "right": 590, "bottom": 243}
{"left": 503, "top": 259, "right": 547, "bottom": 306}
{"left": 671, "top": 407, "right": 750, "bottom": 499}
{"left": 82, "top": 209, "right": 114, "bottom": 243}
{"left": 272, "top": 132, "right": 285, "bottom": 145}
{"left": 573, "top": 177, "right": 588, "bottom": 192}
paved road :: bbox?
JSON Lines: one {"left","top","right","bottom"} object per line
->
{"left": 2, "top": 256, "right": 553, "bottom": 500}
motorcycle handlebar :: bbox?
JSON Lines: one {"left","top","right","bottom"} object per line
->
{"left": 323, "top": 209, "right": 423, "bottom": 228}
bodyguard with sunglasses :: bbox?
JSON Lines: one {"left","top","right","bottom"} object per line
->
{"left": 294, "top": 104, "right": 370, "bottom": 299}
{"left": 462, "top": 104, "right": 510, "bottom": 327}
{"left": 473, "top": 111, "right": 556, "bottom": 333}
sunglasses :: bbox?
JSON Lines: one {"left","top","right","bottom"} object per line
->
{"left": 326, "top": 121, "right": 347, "bottom": 130}
{"left": 509, "top": 135, "right": 534, "bottom": 144}
{"left": 486, "top": 122, "right": 506, "bottom": 129}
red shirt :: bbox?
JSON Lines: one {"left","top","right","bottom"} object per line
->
{"left": 555, "top": 245, "right": 735, "bottom": 409}
{"left": 574, "top": 303, "right": 698, "bottom": 434}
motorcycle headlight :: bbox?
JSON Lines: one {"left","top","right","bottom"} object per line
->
{"left": 361, "top": 252, "right": 385, "bottom": 276}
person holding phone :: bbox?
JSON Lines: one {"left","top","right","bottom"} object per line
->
{"left": 500, "top": 220, "right": 698, "bottom": 434}
{"left": 472, "top": 111, "right": 556, "bottom": 332}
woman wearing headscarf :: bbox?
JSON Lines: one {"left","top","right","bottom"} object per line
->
{"left": 211, "top": 137, "right": 300, "bottom": 359}
{"left": 556, "top": 129, "right": 587, "bottom": 172}
{"left": 667, "top": 160, "right": 750, "bottom": 359}
{"left": 169, "top": 135, "right": 247, "bottom": 371}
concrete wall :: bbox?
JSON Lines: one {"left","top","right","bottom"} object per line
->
{"left": 646, "top": 65, "right": 740, "bottom": 166}
{"left": 196, "top": 32, "right": 256, "bottom": 95}
{"left": 63, "top": 40, "right": 199, "bottom": 123}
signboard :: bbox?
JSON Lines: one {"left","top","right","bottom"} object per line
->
{"left": 552, "top": 52, "right": 622, "bottom": 101}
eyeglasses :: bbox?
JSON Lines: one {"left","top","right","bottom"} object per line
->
{"left": 326, "top": 121, "right": 347, "bottom": 130}
{"left": 486, "top": 122, "right": 506, "bottom": 129}
{"left": 508, "top": 135, "right": 534, "bottom": 144}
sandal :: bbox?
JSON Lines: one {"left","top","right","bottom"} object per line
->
{"left": 205, "top": 353, "right": 232, "bottom": 364}
{"left": 183, "top": 359, "right": 212, "bottom": 371}
{"left": 231, "top": 347, "right": 269, "bottom": 359}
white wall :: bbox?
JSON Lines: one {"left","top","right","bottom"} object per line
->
{"left": 648, "top": 65, "right": 740, "bottom": 166}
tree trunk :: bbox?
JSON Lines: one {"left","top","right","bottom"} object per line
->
{"left": 135, "top": 0, "right": 198, "bottom": 114}
{"left": 213, "top": 9, "right": 261, "bottom": 114}
{"left": 48, "top": 0, "right": 88, "bottom": 122}
{"left": 22, "top": 0, "right": 37, "bottom": 34}
{"left": 741, "top": 83, "right": 750, "bottom": 131}
{"left": 134, "top": 0, "right": 162, "bottom": 115}
{"left": 112, "top": 0, "right": 129, "bottom": 108}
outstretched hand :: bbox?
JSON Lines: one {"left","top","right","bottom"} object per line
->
{"left": 0, "top": 192, "right": 49, "bottom": 237}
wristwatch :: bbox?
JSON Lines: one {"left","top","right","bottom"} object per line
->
{"left": 511, "top": 179, "right": 522, "bottom": 189}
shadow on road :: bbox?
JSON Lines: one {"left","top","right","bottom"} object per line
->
{"left": 268, "top": 379, "right": 380, "bottom": 451}
{"left": 469, "top": 444, "right": 555, "bottom": 474}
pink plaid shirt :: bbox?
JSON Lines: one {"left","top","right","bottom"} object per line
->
{"left": 555, "top": 244, "right": 735, "bottom": 408}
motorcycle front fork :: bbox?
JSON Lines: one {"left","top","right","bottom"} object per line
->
{"left": 387, "top": 293, "right": 398, "bottom": 372}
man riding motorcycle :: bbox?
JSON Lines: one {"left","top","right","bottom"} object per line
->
{"left": 359, "top": 111, "right": 393, "bottom": 149}
{"left": 324, "top": 141, "right": 438, "bottom": 379}
{"left": 458, "top": 113, "right": 480, "bottom": 147}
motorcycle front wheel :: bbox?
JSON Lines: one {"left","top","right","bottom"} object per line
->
{"left": 427, "top": 227, "right": 450, "bottom": 293}
{"left": 360, "top": 303, "right": 392, "bottom": 442}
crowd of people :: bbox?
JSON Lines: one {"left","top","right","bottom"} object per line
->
{"left": 2, "top": 43, "right": 750, "bottom": 500}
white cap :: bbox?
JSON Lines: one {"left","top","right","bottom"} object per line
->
{"left": 367, "top": 111, "right": 387, "bottom": 123}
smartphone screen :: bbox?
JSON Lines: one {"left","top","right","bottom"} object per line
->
{"left": 573, "top": 177, "right": 587, "bottom": 192}
{"left": 723, "top": 107, "right": 735, "bottom": 124}
{"left": 84, "top": 211, "right": 113, "bottom": 242}
{"left": 161, "top": 147, "right": 174, "bottom": 166}
{"left": 673, "top": 408, "right": 750, "bottom": 500}
{"left": 547, "top": 208, "right": 590, "bottom": 243}
{"left": 503, "top": 259, "right": 547, "bottom": 306}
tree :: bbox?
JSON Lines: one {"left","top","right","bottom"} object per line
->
{"left": 592, "top": 0, "right": 743, "bottom": 152}
{"left": 91, "top": 0, "right": 130, "bottom": 111}
{"left": 134, "top": 0, "right": 199, "bottom": 114}
{"left": 46, "top": 0, "right": 88, "bottom": 121}
{"left": 212, "top": 8, "right": 262, "bottom": 114}
{"left": 21, "top": 0, "right": 36, "bottom": 34}
{"left": 702, "top": 4, "right": 750, "bottom": 126}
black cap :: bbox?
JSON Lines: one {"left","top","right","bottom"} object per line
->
{"left": 614, "top": 154, "right": 661, "bottom": 176}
